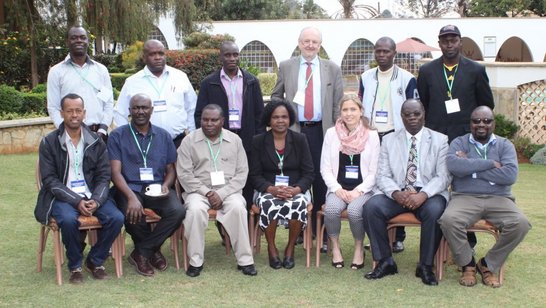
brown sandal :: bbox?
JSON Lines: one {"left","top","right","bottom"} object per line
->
{"left": 477, "top": 260, "right": 501, "bottom": 288}
{"left": 459, "top": 265, "right": 477, "bottom": 287}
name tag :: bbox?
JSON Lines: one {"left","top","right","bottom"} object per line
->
{"left": 153, "top": 100, "right": 167, "bottom": 112}
{"left": 375, "top": 110, "right": 388, "bottom": 124}
{"left": 275, "top": 175, "right": 290, "bottom": 187}
{"left": 140, "top": 168, "right": 154, "bottom": 181}
{"left": 229, "top": 109, "right": 240, "bottom": 122}
{"left": 345, "top": 165, "right": 359, "bottom": 179}
{"left": 445, "top": 98, "right": 460, "bottom": 114}
{"left": 293, "top": 91, "right": 305, "bottom": 106}
{"left": 70, "top": 179, "right": 87, "bottom": 194}
{"left": 210, "top": 171, "right": 225, "bottom": 186}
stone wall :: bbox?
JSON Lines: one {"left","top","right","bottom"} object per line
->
{"left": 0, "top": 118, "right": 54, "bottom": 154}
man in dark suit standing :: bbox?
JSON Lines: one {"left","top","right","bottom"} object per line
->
{"left": 271, "top": 27, "right": 344, "bottom": 247}
{"left": 417, "top": 25, "right": 494, "bottom": 143}
{"left": 363, "top": 99, "right": 451, "bottom": 286}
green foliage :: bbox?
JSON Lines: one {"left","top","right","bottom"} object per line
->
{"left": 93, "top": 53, "right": 123, "bottom": 73}
{"left": 166, "top": 49, "right": 221, "bottom": 90}
{"left": 257, "top": 73, "right": 277, "bottom": 96}
{"left": 110, "top": 73, "right": 132, "bottom": 91}
{"left": 121, "top": 41, "right": 144, "bottom": 69}
{"left": 530, "top": 145, "right": 546, "bottom": 165}
{"left": 0, "top": 84, "right": 23, "bottom": 114}
{"left": 30, "top": 84, "right": 46, "bottom": 93}
{"left": 0, "top": 31, "right": 31, "bottom": 88}
{"left": 468, "top": 0, "right": 545, "bottom": 17}
{"left": 239, "top": 59, "right": 260, "bottom": 76}
{"left": 494, "top": 113, "right": 519, "bottom": 139}
{"left": 20, "top": 92, "right": 47, "bottom": 115}
{"left": 512, "top": 136, "right": 543, "bottom": 160}
{"left": 183, "top": 32, "right": 235, "bottom": 49}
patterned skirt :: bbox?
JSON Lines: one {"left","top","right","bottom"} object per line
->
{"left": 256, "top": 192, "right": 309, "bottom": 230}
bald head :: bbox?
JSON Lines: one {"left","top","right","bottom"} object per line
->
{"left": 374, "top": 36, "right": 397, "bottom": 71}
{"left": 129, "top": 93, "right": 153, "bottom": 128}
{"left": 220, "top": 41, "right": 240, "bottom": 75}
{"left": 143, "top": 39, "right": 166, "bottom": 76}
{"left": 401, "top": 99, "right": 425, "bottom": 135}
{"left": 470, "top": 106, "right": 495, "bottom": 144}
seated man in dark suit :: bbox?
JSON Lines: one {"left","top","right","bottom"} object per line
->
{"left": 362, "top": 99, "right": 451, "bottom": 285}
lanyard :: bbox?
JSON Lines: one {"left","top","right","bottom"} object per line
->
{"left": 473, "top": 144, "right": 488, "bottom": 159}
{"left": 275, "top": 150, "right": 285, "bottom": 176}
{"left": 349, "top": 155, "right": 354, "bottom": 166}
{"left": 145, "top": 73, "right": 168, "bottom": 97}
{"left": 129, "top": 125, "right": 153, "bottom": 168}
{"left": 443, "top": 64, "right": 458, "bottom": 99}
{"left": 70, "top": 63, "right": 98, "bottom": 91}
{"left": 206, "top": 133, "right": 223, "bottom": 172}
{"left": 68, "top": 140, "right": 82, "bottom": 178}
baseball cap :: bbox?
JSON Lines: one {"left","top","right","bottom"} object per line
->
{"left": 438, "top": 25, "right": 461, "bottom": 37}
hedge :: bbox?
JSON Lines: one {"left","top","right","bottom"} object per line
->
{"left": 166, "top": 49, "right": 221, "bottom": 91}
{"left": 111, "top": 73, "right": 132, "bottom": 91}
{"left": 0, "top": 84, "right": 47, "bottom": 116}
{"left": 0, "top": 85, "right": 23, "bottom": 114}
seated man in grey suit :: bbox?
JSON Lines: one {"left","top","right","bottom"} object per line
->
{"left": 363, "top": 99, "right": 451, "bottom": 286}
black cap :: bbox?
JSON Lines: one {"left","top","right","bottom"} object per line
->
{"left": 438, "top": 25, "right": 461, "bottom": 38}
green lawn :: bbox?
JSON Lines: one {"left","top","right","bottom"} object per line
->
{"left": 1, "top": 153, "right": 545, "bottom": 307}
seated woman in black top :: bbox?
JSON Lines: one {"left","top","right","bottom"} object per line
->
{"left": 249, "top": 100, "right": 314, "bottom": 269}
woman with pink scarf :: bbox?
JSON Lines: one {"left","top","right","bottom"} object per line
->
{"left": 320, "top": 94, "right": 380, "bottom": 269}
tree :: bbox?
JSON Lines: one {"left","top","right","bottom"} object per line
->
{"left": 466, "top": 0, "right": 545, "bottom": 17}
{"left": 333, "top": 0, "right": 380, "bottom": 18}
{"left": 397, "top": 0, "right": 457, "bottom": 17}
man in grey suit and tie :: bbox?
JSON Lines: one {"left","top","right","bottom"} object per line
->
{"left": 271, "top": 27, "right": 344, "bottom": 244}
{"left": 362, "top": 99, "right": 451, "bottom": 286}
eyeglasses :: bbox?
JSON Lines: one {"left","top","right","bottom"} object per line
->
{"left": 471, "top": 118, "right": 494, "bottom": 125}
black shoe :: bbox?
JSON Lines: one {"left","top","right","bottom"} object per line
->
{"left": 237, "top": 264, "right": 258, "bottom": 276}
{"left": 320, "top": 244, "right": 328, "bottom": 253}
{"left": 282, "top": 256, "right": 295, "bottom": 269}
{"left": 186, "top": 265, "right": 203, "bottom": 277}
{"left": 392, "top": 241, "right": 405, "bottom": 253}
{"left": 296, "top": 234, "right": 304, "bottom": 245}
{"left": 350, "top": 263, "right": 364, "bottom": 270}
{"left": 331, "top": 261, "right": 344, "bottom": 269}
{"left": 415, "top": 265, "right": 438, "bottom": 286}
{"left": 69, "top": 268, "right": 84, "bottom": 284}
{"left": 269, "top": 256, "right": 282, "bottom": 269}
{"left": 364, "top": 260, "right": 398, "bottom": 280}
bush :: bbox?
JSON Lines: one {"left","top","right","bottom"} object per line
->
{"left": 494, "top": 113, "right": 519, "bottom": 139}
{"left": 166, "top": 49, "right": 221, "bottom": 90}
{"left": 183, "top": 32, "right": 235, "bottom": 49}
{"left": 0, "top": 32, "right": 31, "bottom": 88}
{"left": 257, "top": 73, "right": 277, "bottom": 96}
{"left": 20, "top": 92, "right": 47, "bottom": 115}
{"left": 0, "top": 85, "right": 23, "bottom": 114}
{"left": 93, "top": 53, "right": 122, "bottom": 70}
{"left": 530, "top": 146, "right": 546, "bottom": 165}
{"left": 30, "top": 84, "right": 47, "bottom": 93}
{"left": 121, "top": 41, "right": 144, "bottom": 70}
{"left": 110, "top": 73, "right": 132, "bottom": 91}
{"left": 512, "top": 136, "right": 543, "bottom": 160}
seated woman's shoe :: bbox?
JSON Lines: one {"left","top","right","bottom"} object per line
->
{"left": 282, "top": 256, "right": 295, "bottom": 269}
{"left": 332, "top": 260, "right": 345, "bottom": 268}
{"left": 350, "top": 263, "right": 364, "bottom": 270}
{"left": 269, "top": 256, "right": 282, "bottom": 269}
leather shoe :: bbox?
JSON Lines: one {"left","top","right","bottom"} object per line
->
{"left": 364, "top": 260, "right": 398, "bottom": 280}
{"left": 476, "top": 258, "right": 501, "bottom": 288}
{"left": 186, "top": 265, "right": 203, "bottom": 277}
{"left": 85, "top": 259, "right": 109, "bottom": 280}
{"left": 149, "top": 251, "right": 168, "bottom": 271}
{"left": 69, "top": 268, "right": 84, "bottom": 284}
{"left": 392, "top": 241, "right": 404, "bottom": 253}
{"left": 237, "top": 264, "right": 258, "bottom": 276}
{"left": 128, "top": 250, "right": 154, "bottom": 277}
{"left": 269, "top": 256, "right": 282, "bottom": 269}
{"left": 320, "top": 244, "right": 328, "bottom": 253}
{"left": 283, "top": 256, "right": 295, "bottom": 269}
{"left": 415, "top": 265, "right": 438, "bottom": 286}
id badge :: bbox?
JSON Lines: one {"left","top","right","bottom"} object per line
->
{"left": 229, "top": 109, "right": 240, "bottom": 122}
{"left": 275, "top": 175, "right": 290, "bottom": 187}
{"left": 139, "top": 168, "right": 154, "bottom": 181}
{"left": 96, "top": 86, "right": 110, "bottom": 103}
{"left": 153, "top": 100, "right": 167, "bottom": 112}
{"left": 70, "top": 179, "right": 86, "bottom": 194}
{"left": 293, "top": 91, "right": 305, "bottom": 106}
{"left": 445, "top": 98, "right": 460, "bottom": 114}
{"left": 375, "top": 110, "right": 388, "bottom": 124}
{"left": 345, "top": 165, "right": 359, "bottom": 179}
{"left": 210, "top": 171, "right": 225, "bottom": 186}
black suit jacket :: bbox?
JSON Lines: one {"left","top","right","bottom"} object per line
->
{"left": 195, "top": 68, "right": 265, "bottom": 151}
{"left": 417, "top": 56, "right": 494, "bottom": 142}
{"left": 249, "top": 130, "right": 315, "bottom": 193}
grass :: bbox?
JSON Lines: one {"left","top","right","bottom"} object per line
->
{"left": 0, "top": 153, "right": 545, "bottom": 307}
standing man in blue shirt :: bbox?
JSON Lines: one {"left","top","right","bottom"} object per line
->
{"left": 108, "top": 93, "right": 185, "bottom": 277}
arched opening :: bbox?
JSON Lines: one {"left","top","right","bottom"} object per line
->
{"left": 461, "top": 37, "right": 483, "bottom": 61}
{"left": 395, "top": 37, "right": 434, "bottom": 76}
{"left": 148, "top": 27, "right": 168, "bottom": 49}
{"left": 340, "top": 38, "right": 374, "bottom": 76}
{"left": 240, "top": 40, "right": 278, "bottom": 73}
{"left": 496, "top": 37, "right": 533, "bottom": 62}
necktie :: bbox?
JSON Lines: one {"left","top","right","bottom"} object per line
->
{"left": 405, "top": 136, "right": 417, "bottom": 192}
{"left": 304, "top": 62, "right": 313, "bottom": 121}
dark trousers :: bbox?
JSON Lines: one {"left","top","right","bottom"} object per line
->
{"left": 51, "top": 199, "right": 124, "bottom": 270}
{"left": 300, "top": 123, "right": 326, "bottom": 238}
{"left": 363, "top": 194, "right": 446, "bottom": 266}
{"left": 113, "top": 188, "right": 185, "bottom": 258}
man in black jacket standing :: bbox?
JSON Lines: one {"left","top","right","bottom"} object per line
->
{"left": 417, "top": 25, "right": 494, "bottom": 143}
{"left": 35, "top": 93, "right": 124, "bottom": 284}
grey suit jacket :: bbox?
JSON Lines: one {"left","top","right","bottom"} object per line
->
{"left": 375, "top": 127, "right": 451, "bottom": 201}
{"left": 271, "top": 56, "right": 344, "bottom": 134}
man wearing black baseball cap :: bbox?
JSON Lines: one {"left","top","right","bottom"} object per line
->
{"left": 417, "top": 24, "right": 495, "bottom": 249}
{"left": 417, "top": 24, "right": 494, "bottom": 143}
